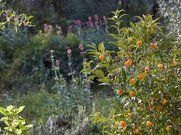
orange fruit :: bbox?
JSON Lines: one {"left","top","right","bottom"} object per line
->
{"left": 137, "top": 40, "right": 142, "bottom": 47}
{"left": 120, "top": 121, "right": 127, "bottom": 127}
{"left": 148, "top": 104, "right": 154, "bottom": 109}
{"left": 165, "top": 94, "right": 170, "bottom": 100}
{"left": 158, "top": 64, "right": 164, "bottom": 70}
{"left": 99, "top": 54, "right": 105, "bottom": 61}
{"left": 125, "top": 59, "right": 133, "bottom": 66}
{"left": 127, "top": 112, "right": 132, "bottom": 118}
{"left": 130, "top": 79, "right": 136, "bottom": 85}
{"left": 133, "top": 128, "right": 139, "bottom": 134}
{"left": 166, "top": 125, "right": 171, "bottom": 132}
{"left": 116, "top": 89, "right": 123, "bottom": 95}
{"left": 157, "top": 106, "right": 162, "bottom": 112}
{"left": 146, "top": 121, "right": 153, "bottom": 127}
{"left": 171, "top": 61, "right": 177, "bottom": 67}
{"left": 162, "top": 99, "right": 167, "bottom": 105}
{"left": 138, "top": 74, "right": 145, "bottom": 80}
{"left": 130, "top": 91, "right": 136, "bottom": 97}
{"left": 145, "top": 66, "right": 150, "bottom": 73}
{"left": 151, "top": 43, "right": 158, "bottom": 49}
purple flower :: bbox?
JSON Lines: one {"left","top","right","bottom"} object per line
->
{"left": 43, "top": 24, "right": 52, "bottom": 32}
{"left": 68, "top": 25, "right": 72, "bottom": 32}
{"left": 88, "top": 16, "right": 92, "bottom": 21}
{"left": 55, "top": 59, "right": 61, "bottom": 66}
{"left": 79, "top": 43, "right": 84, "bottom": 51}
{"left": 76, "top": 20, "right": 81, "bottom": 27}
{"left": 103, "top": 16, "right": 108, "bottom": 24}
{"left": 43, "top": 23, "right": 49, "bottom": 32}
{"left": 94, "top": 14, "right": 99, "bottom": 21}
{"left": 67, "top": 48, "right": 72, "bottom": 55}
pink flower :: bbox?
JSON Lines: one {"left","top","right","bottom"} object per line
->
{"left": 68, "top": 25, "right": 72, "bottom": 32}
{"left": 94, "top": 14, "right": 99, "bottom": 21}
{"left": 67, "top": 48, "right": 72, "bottom": 55}
{"left": 79, "top": 43, "right": 84, "bottom": 51}
{"left": 55, "top": 60, "right": 61, "bottom": 66}
{"left": 43, "top": 24, "right": 52, "bottom": 32}
{"left": 103, "top": 16, "right": 108, "bottom": 24}
{"left": 76, "top": 20, "right": 81, "bottom": 27}
{"left": 80, "top": 51, "right": 86, "bottom": 55}
{"left": 88, "top": 20, "right": 93, "bottom": 28}
{"left": 88, "top": 16, "right": 92, "bottom": 21}
{"left": 44, "top": 23, "right": 49, "bottom": 32}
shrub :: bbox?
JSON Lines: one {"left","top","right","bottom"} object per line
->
{"left": 82, "top": 10, "right": 180, "bottom": 134}
{"left": 0, "top": 105, "right": 32, "bottom": 135}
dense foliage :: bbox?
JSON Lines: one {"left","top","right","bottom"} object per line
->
{"left": 0, "top": 105, "right": 32, "bottom": 135}
{"left": 82, "top": 10, "right": 180, "bottom": 134}
{"left": 0, "top": 1, "right": 180, "bottom": 135}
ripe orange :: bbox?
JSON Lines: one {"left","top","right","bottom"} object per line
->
{"left": 162, "top": 99, "right": 167, "bottom": 105}
{"left": 130, "top": 91, "right": 136, "bottom": 97}
{"left": 125, "top": 59, "right": 133, "bottom": 66}
{"left": 148, "top": 104, "right": 154, "bottom": 109}
{"left": 157, "top": 106, "right": 162, "bottom": 112}
{"left": 116, "top": 89, "right": 123, "bottom": 95}
{"left": 137, "top": 40, "right": 142, "bottom": 47}
{"left": 120, "top": 121, "right": 127, "bottom": 127}
{"left": 138, "top": 74, "right": 145, "bottom": 80}
{"left": 171, "top": 61, "right": 177, "bottom": 67}
{"left": 151, "top": 43, "right": 158, "bottom": 49}
{"left": 146, "top": 121, "right": 153, "bottom": 127}
{"left": 158, "top": 64, "right": 164, "bottom": 70}
{"left": 133, "top": 128, "right": 139, "bottom": 134}
{"left": 99, "top": 54, "right": 105, "bottom": 61}
{"left": 145, "top": 66, "right": 150, "bottom": 73}
{"left": 130, "top": 79, "right": 136, "bottom": 85}
{"left": 127, "top": 112, "right": 132, "bottom": 118}
{"left": 166, "top": 125, "right": 171, "bottom": 132}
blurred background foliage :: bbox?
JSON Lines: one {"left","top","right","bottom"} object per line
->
{"left": 5, "top": 0, "right": 158, "bottom": 32}
{"left": 0, "top": 0, "right": 180, "bottom": 134}
{"left": 0, "top": 0, "right": 161, "bottom": 94}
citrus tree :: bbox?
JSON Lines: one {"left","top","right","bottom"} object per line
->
{"left": 82, "top": 10, "right": 180, "bottom": 134}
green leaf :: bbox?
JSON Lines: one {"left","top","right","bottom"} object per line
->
{"left": 17, "top": 106, "right": 25, "bottom": 114}
{"left": 0, "top": 107, "right": 7, "bottom": 116}
{"left": 94, "top": 70, "right": 105, "bottom": 78}
{"left": 27, "top": 16, "right": 33, "bottom": 20}
{"left": 7, "top": 105, "right": 15, "bottom": 112}
{"left": 1, "top": 117, "right": 10, "bottom": 126}
{"left": 97, "top": 77, "right": 110, "bottom": 83}
{"left": 99, "top": 83, "right": 110, "bottom": 86}
{"left": 118, "top": 14, "right": 126, "bottom": 20}
{"left": 15, "top": 25, "right": 18, "bottom": 32}
{"left": 98, "top": 42, "right": 105, "bottom": 53}
{"left": 15, "top": 129, "right": 22, "bottom": 135}
{"left": 97, "top": 117, "right": 110, "bottom": 123}
{"left": 117, "top": 41, "right": 128, "bottom": 51}
{"left": 25, "top": 124, "right": 33, "bottom": 128}
{"left": 89, "top": 75, "right": 96, "bottom": 80}
{"left": 122, "top": 68, "right": 126, "bottom": 83}
{"left": 110, "top": 109, "right": 116, "bottom": 116}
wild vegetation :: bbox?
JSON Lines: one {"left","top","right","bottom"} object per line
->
{"left": 0, "top": 0, "right": 180, "bottom": 135}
